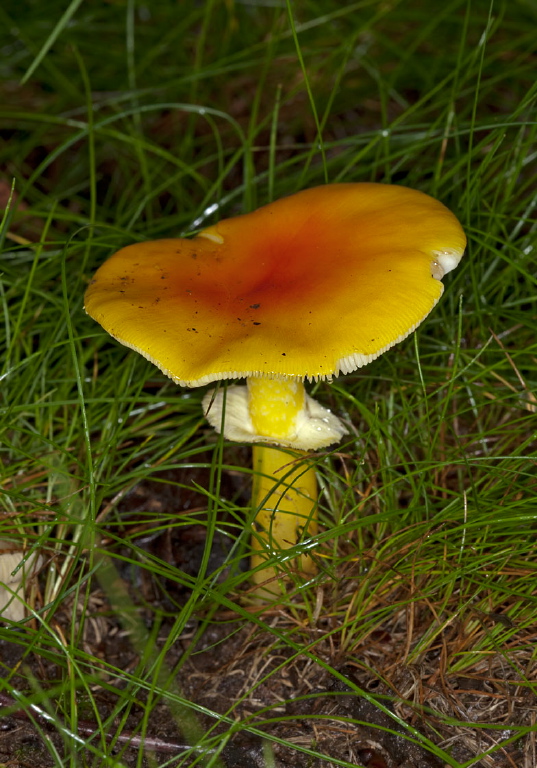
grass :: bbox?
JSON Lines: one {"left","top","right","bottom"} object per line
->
{"left": 1, "top": 0, "right": 536, "bottom": 765}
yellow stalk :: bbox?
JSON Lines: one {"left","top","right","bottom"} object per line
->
{"left": 247, "top": 378, "right": 318, "bottom": 596}
{"left": 247, "top": 377, "right": 306, "bottom": 439}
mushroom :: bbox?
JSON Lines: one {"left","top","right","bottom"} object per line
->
{"left": 84, "top": 183, "right": 466, "bottom": 597}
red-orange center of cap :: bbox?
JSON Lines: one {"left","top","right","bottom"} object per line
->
{"left": 84, "top": 183, "right": 466, "bottom": 386}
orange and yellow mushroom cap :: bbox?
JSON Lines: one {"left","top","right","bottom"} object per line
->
{"left": 84, "top": 183, "right": 466, "bottom": 387}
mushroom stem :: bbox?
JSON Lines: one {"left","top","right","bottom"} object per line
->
{"left": 250, "top": 444, "right": 318, "bottom": 593}
{"left": 247, "top": 377, "right": 306, "bottom": 441}
{"left": 247, "top": 377, "right": 318, "bottom": 594}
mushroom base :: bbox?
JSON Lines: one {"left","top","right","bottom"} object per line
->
{"left": 250, "top": 444, "right": 317, "bottom": 597}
